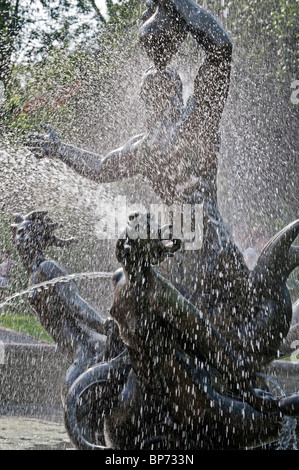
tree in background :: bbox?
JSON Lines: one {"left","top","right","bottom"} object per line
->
{"left": 0, "top": 1, "right": 142, "bottom": 129}
{"left": 225, "top": 0, "right": 298, "bottom": 78}
{"left": 1, "top": 0, "right": 102, "bottom": 85}
{"left": 0, "top": 0, "right": 21, "bottom": 86}
{"left": 213, "top": 0, "right": 298, "bottom": 228}
{"left": 0, "top": 0, "right": 142, "bottom": 76}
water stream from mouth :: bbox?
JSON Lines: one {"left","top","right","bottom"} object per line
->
{"left": 0, "top": 271, "right": 114, "bottom": 312}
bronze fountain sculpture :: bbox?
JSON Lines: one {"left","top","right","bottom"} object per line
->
{"left": 16, "top": 0, "right": 299, "bottom": 449}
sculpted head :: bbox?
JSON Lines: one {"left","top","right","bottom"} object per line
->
{"left": 116, "top": 211, "right": 181, "bottom": 273}
{"left": 11, "top": 211, "right": 77, "bottom": 266}
{"left": 140, "top": 67, "right": 184, "bottom": 127}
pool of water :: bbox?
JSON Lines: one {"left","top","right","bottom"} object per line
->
{"left": 0, "top": 417, "right": 74, "bottom": 450}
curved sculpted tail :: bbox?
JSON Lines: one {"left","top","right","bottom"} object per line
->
{"left": 253, "top": 219, "right": 299, "bottom": 287}
{"left": 64, "top": 351, "right": 130, "bottom": 450}
{"left": 64, "top": 362, "right": 113, "bottom": 450}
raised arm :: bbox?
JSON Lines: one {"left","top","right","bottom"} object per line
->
{"left": 167, "top": 0, "right": 232, "bottom": 56}
{"left": 26, "top": 123, "right": 145, "bottom": 183}
{"left": 167, "top": 0, "right": 233, "bottom": 137}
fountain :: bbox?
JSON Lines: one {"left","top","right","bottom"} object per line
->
{"left": 0, "top": 0, "right": 298, "bottom": 451}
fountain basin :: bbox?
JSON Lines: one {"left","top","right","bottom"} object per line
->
{"left": 0, "top": 327, "right": 67, "bottom": 422}
{"left": 1, "top": 326, "right": 298, "bottom": 424}
{"left": 0, "top": 417, "right": 73, "bottom": 450}
{"left": 267, "top": 360, "right": 299, "bottom": 396}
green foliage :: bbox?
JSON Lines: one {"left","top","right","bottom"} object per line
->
{"left": 0, "top": 0, "right": 143, "bottom": 76}
{"left": 1, "top": 1, "right": 144, "bottom": 136}
{"left": 220, "top": 0, "right": 298, "bottom": 76}
{"left": 270, "top": 0, "right": 299, "bottom": 73}
{"left": 105, "top": 0, "right": 141, "bottom": 24}
{"left": 10, "top": 0, "right": 103, "bottom": 61}
{"left": 0, "top": 0, "right": 23, "bottom": 83}
{"left": 0, "top": 312, "right": 54, "bottom": 342}
{"left": 5, "top": 49, "right": 84, "bottom": 135}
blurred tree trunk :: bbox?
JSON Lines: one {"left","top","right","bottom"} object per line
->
{"left": 0, "top": 0, "right": 21, "bottom": 86}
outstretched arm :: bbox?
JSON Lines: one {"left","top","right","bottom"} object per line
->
{"left": 26, "top": 123, "right": 145, "bottom": 183}
{"left": 58, "top": 134, "right": 144, "bottom": 183}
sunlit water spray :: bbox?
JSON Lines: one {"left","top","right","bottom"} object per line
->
{"left": 0, "top": 1, "right": 298, "bottom": 450}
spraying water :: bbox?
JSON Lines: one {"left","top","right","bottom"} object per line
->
{"left": 276, "top": 417, "right": 298, "bottom": 451}
{"left": 0, "top": 0, "right": 298, "bottom": 451}
{"left": 0, "top": 271, "right": 114, "bottom": 312}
